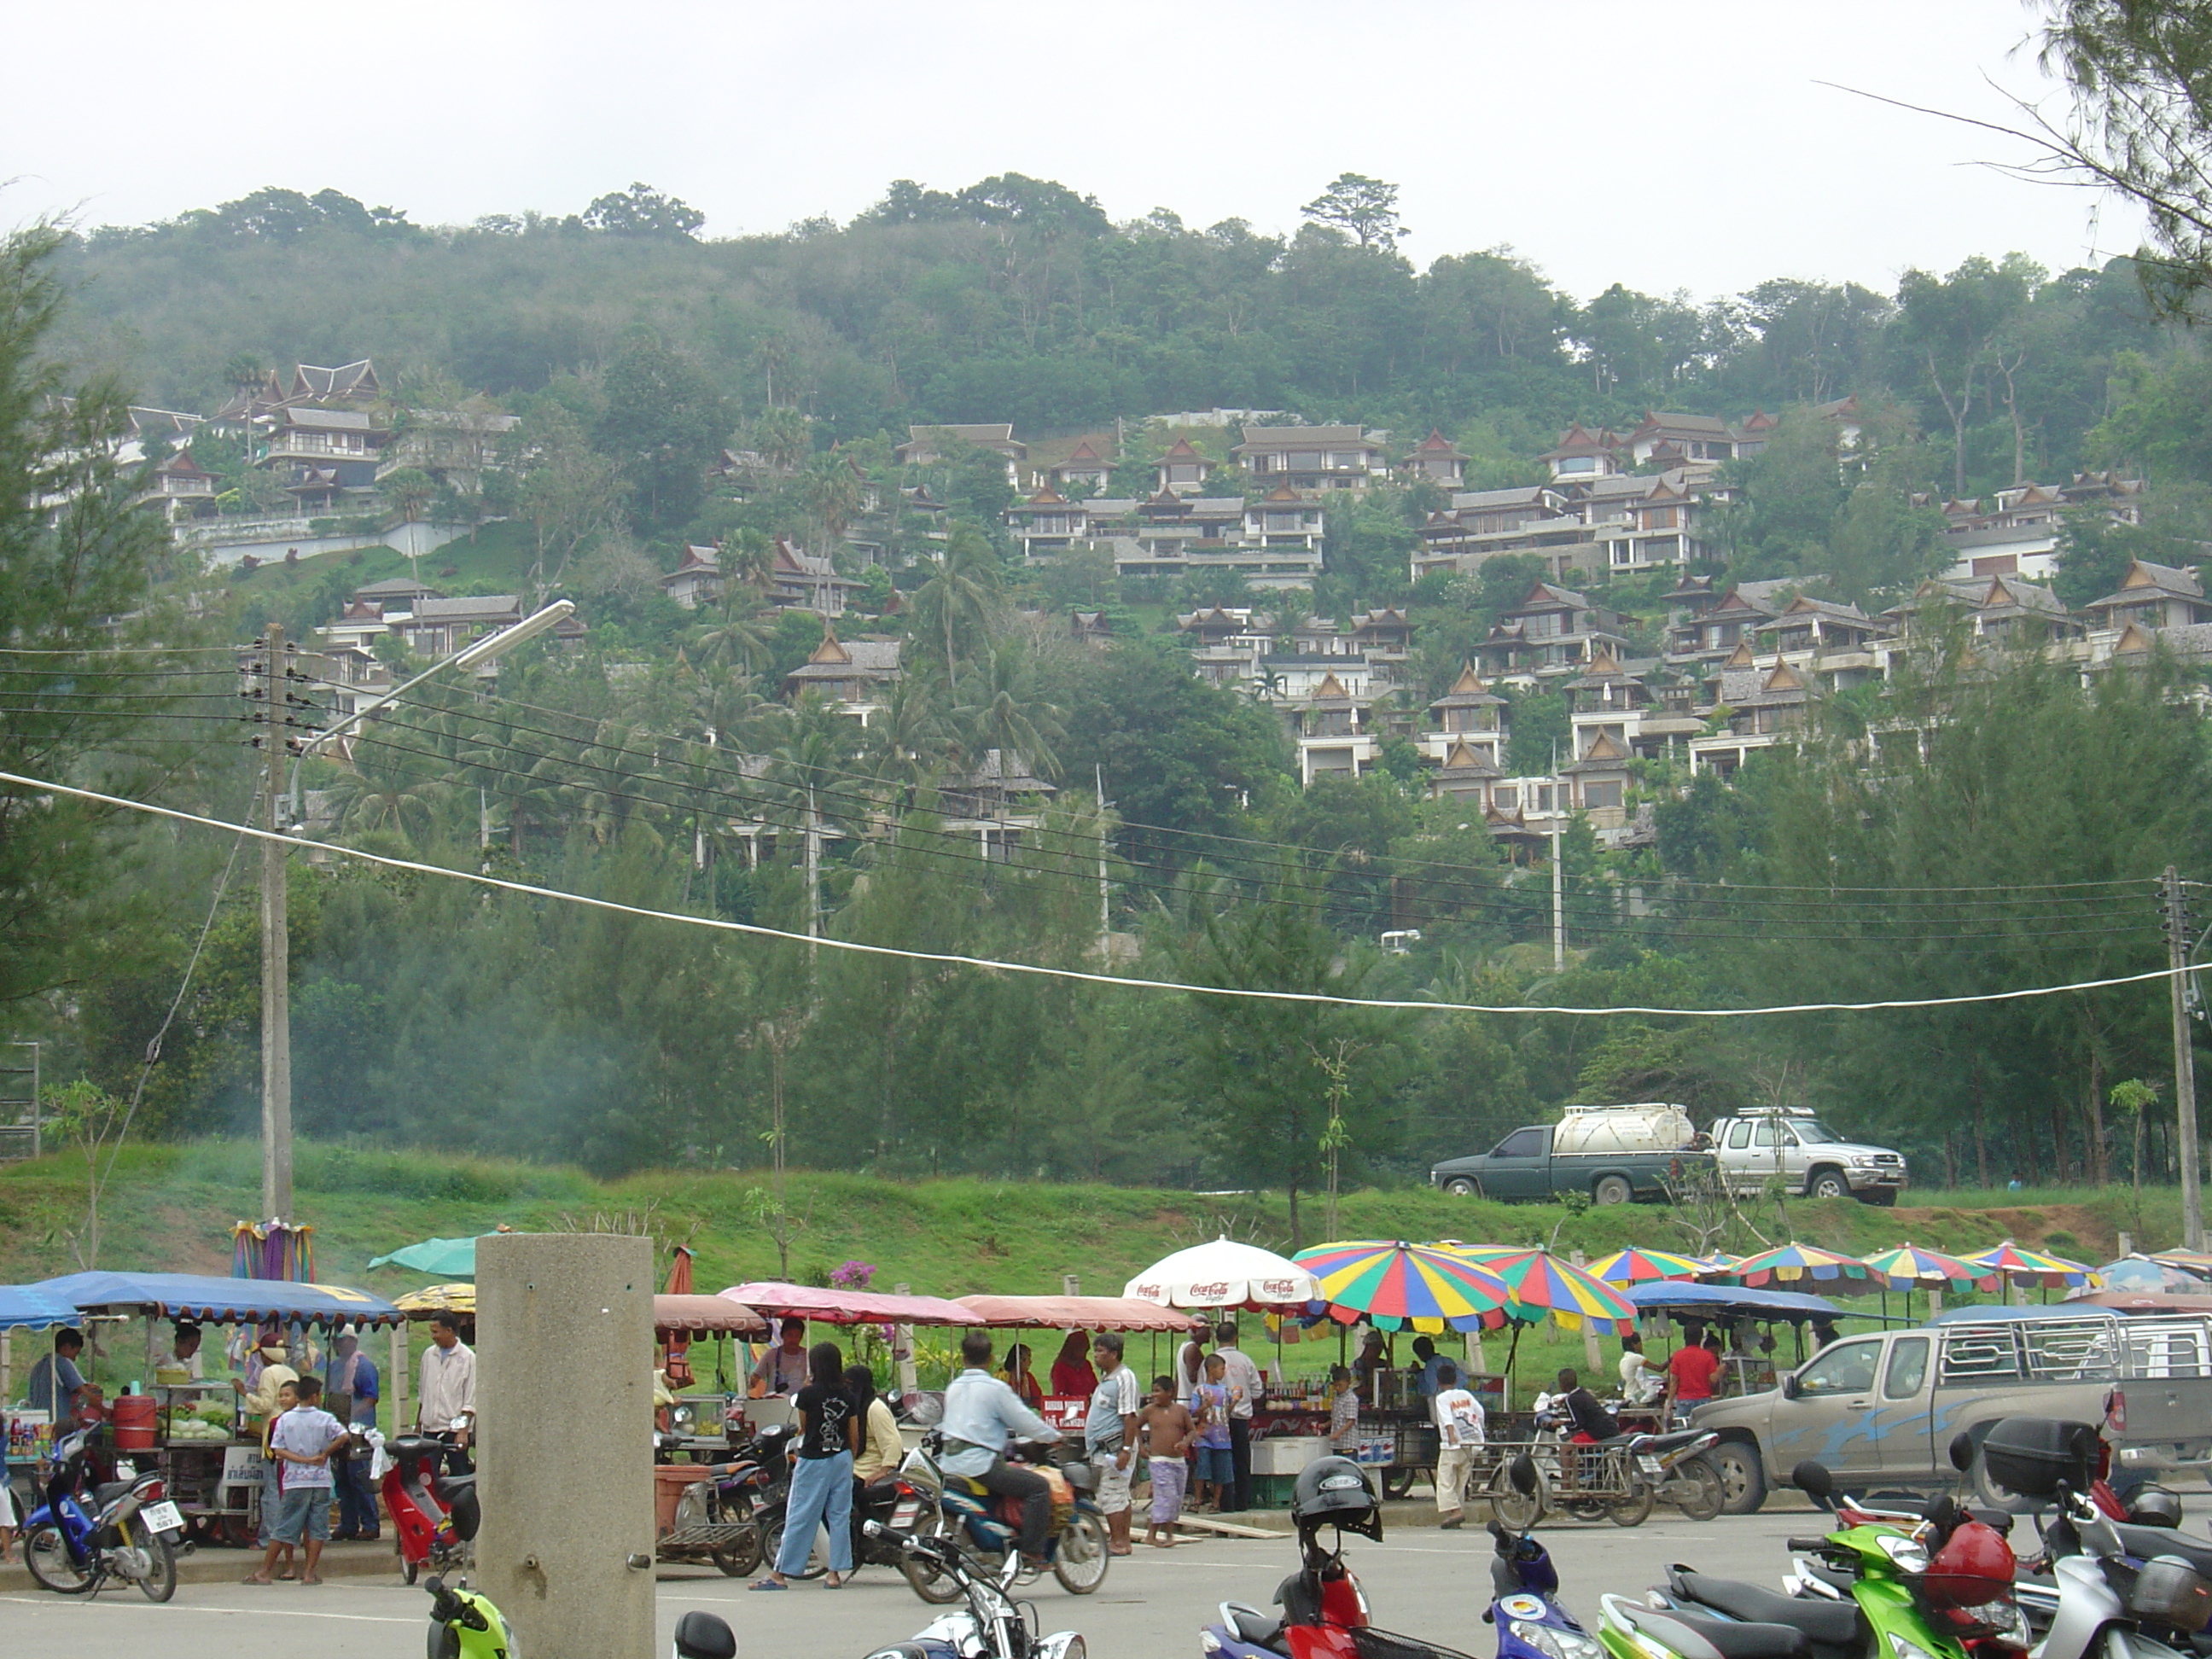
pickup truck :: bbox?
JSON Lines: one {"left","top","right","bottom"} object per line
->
{"left": 1428, "top": 1122, "right": 1703, "bottom": 1206}
{"left": 1710, "top": 1109, "right": 1907, "bottom": 1205}
{"left": 1687, "top": 1311, "right": 2212, "bottom": 1515}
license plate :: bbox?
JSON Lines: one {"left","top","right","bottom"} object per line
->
{"left": 891, "top": 1501, "right": 919, "bottom": 1528}
{"left": 140, "top": 1500, "right": 183, "bottom": 1534}
{"left": 1637, "top": 1456, "right": 1664, "bottom": 1476}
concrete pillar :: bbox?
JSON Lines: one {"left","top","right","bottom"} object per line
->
{"left": 477, "top": 1232, "right": 655, "bottom": 1659}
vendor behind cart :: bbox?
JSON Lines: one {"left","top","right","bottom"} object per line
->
{"left": 750, "top": 1318, "right": 809, "bottom": 1398}
{"left": 416, "top": 1313, "right": 475, "bottom": 1472}
{"left": 26, "top": 1327, "right": 90, "bottom": 1433}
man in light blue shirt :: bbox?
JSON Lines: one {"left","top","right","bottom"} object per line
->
{"left": 940, "top": 1331, "right": 1060, "bottom": 1564}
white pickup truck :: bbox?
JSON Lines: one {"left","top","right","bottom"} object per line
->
{"left": 1708, "top": 1108, "right": 1907, "bottom": 1205}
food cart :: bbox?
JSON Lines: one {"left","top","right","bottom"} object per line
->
{"left": 2, "top": 1284, "right": 79, "bottom": 1528}
{"left": 21, "top": 1269, "right": 405, "bottom": 1545}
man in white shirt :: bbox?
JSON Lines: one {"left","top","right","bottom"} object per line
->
{"left": 1210, "top": 1323, "right": 1264, "bottom": 1513}
{"left": 416, "top": 1313, "right": 476, "bottom": 1472}
{"left": 940, "top": 1333, "right": 1061, "bottom": 1567}
{"left": 1431, "top": 1361, "right": 1486, "bottom": 1529}
{"left": 1086, "top": 1334, "right": 1142, "bottom": 1556}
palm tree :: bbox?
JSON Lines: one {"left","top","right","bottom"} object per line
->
{"left": 689, "top": 589, "right": 772, "bottom": 675}
{"left": 575, "top": 719, "right": 664, "bottom": 845}
{"left": 724, "top": 527, "right": 777, "bottom": 592}
{"left": 323, "top": 748, "right": 447, "bottom": 843}
{"left": 799, "top": 451, "right": 866, "bottom": 537}
{"left": 954, "top": 637, "right": 1065, "bottom": 781}
{"left": 864, "top": 672, "right": 951, "bottom": 796}
{"left": 911, "top": 526, "right": 1004, "bottom": 698}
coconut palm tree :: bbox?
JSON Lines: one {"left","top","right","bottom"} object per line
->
{"left": 953, "top": 637, "right": 1065, "bottom": 782}
{"left": 911, "top": 525, "right": 1004, "bottom": 698}
{"left": 322, "top": 748, "right": 447, "bottom": 843}
{"left": 688, "top": 588, "right": 773, "bottom": 675}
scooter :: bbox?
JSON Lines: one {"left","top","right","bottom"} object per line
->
{"left": 899, "top": 1434, "right": 1110, "bottom": 1603}
{"left": 861, "top": 1520, "right": 1085, "bottom": 1659}
{"left": 423, "top": 1574, "right": 740, "bottom": 1659}
{"left": 20, "top": 1425, "right": 182, "bottom": 1602}
{"left": 386, "top": 1433, "right": 480, "bottom": 1584}
{"left": 1483, "top": 1478, "right": 1606, "bottom": 1659}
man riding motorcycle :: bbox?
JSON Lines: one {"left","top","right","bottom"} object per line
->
{"left": 939, "top": 1332, "right": 1062, "bottom": 1569}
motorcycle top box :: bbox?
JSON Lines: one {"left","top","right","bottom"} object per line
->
{"left": 1979, "top": 1417, "right": 2101, "bottom": 1499}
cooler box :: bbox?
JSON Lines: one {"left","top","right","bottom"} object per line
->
{"left": 1250, "top": 1436, "right": 1326, "bottom": 1476}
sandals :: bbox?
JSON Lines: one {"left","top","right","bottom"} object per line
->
{"left": 748, "top": 1578, "right": 788, "bottom": 1592}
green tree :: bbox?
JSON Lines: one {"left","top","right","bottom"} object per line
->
{"left": 911, "top": 525, "right": 1004, "bottom": 697}
{"left": 593, "top": 334, "right": 729, "bottom": 528}
{"left": 1300, "top": 173, "right": 1407, "bottom": 251}
{"left": 582, "top": 183, "right": 707, "bottom": 239}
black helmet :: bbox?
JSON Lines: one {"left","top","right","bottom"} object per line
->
{"left": 1291, "top": 1456, "right": 1382, "bottom": 1541}
{"left": 2129, "top": 1486, "right": 2185, "bottom": 1528}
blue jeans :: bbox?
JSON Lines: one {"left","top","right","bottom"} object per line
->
{"left": 776, "top": 1451, "right": 853, "bottom": 1576}
{"left": 333, "top": 1448, "right": 378, "bottom": 1536}
{"left": 258, "top": 1458, "right": 283, "bottom": 1545}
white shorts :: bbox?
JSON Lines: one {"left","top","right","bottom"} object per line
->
{"left": 1091, "top": 1449, "right": 1132, "bottom": 1515}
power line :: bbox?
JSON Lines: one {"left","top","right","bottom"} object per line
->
{"left": 4, "top": 764, "right": 2202, "bottom": 1021}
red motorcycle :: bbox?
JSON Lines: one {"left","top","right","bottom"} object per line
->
{"left": 381, "top": 1435, "right": 478, "bottom": 1584}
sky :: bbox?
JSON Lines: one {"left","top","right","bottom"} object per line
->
{"left": 3, "top": 0, "right": 2142, "bottom": 303}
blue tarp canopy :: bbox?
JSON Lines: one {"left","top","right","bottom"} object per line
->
{"left": 366, "top": 1237, "right": 484, "bottom": 1277}
{"left": 1625, "top": 1281, "right": 1842, "bottom": 1320}
{"left": 0, "top": 1284, "right": 79, "bottom": 1330}
{"left": 30, "top": 1271, "right": 404, "bottom": 1328}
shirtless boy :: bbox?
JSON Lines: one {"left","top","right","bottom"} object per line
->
{"left": 1136, "top": 1375, "right": 1195, "bottom": 1548}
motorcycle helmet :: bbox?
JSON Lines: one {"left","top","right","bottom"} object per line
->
{"left": 1291, "top": 1456, "right": 1382, "bottom": 1542}
{"left": 1919, "top": 1518, "right": 2016, "bottom": 1610}
{"left": 2128, "top": 1486, "right": 2185, "bottom": 1529}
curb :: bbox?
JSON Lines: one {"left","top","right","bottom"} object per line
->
{"left": 0, "top": 1538, "right": 405, "bottom": 1593}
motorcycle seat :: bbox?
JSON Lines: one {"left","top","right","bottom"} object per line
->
{"left": 1633, "top": 1429, "right": 1709, "bottom": 1455}
{"left": 1620, "top": 1602, "right": 1812, "bottom": 1659}
{"left": 1667, "top": 1569, "right": 1863, "bottom": 1650}
{"left": 2114, "top": 1523, "right": 2212, "bottom": 1576}
{"left": 94, "top": 1478, "right": 138, "bottom": 1505}
{"left": 1223, "top": 1601, "right": 1287, "bottom": 1652}
{"left": 433, "top": 1473, "right": 477, "bottom": 1500}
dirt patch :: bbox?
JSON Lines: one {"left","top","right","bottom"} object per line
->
{"left": 1885, "top": 1202, "right": 2115, "bottom": 1258}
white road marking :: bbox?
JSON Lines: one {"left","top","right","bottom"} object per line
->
{"left": 0, "top": 1594, "right": 413, "bottom": 1624}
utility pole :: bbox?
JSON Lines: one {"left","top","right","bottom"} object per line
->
{"left": 804, "top": 785, "right": 820, "bottom": 963}
{"left": 259, "top": 622, "right": 293, "bottom": 1225}
{"left": 2165, "top": 866, "right": 2203, "bottom": 1249}
{"left": 1095, "top": 764, "right": 1111, "bottom": 961}
{"left": 1550, "top": 743, "right": 1566, "bottom": 972}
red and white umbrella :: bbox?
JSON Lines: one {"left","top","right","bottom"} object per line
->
{"left": 1124, "top": 1237, "right": 1320, "bottom": 1310}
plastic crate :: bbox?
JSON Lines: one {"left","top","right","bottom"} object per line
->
{"left": 1250, "top": 1473, "right": 1299, "bottom": 1508}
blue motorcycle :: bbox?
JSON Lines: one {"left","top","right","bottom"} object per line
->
{"left": 1484, "top": 1511, "right": 1606, "bottom": 1659}
{"left": 21, "top": 1425, "right": 183, "bottom": 1601}
{"left": 900, "top": 1435, "right": 1109, "bottom": 1604}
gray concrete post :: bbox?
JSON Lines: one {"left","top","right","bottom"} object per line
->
{"left": 476, "top": 1232, "right": 655, "bottom": 1659}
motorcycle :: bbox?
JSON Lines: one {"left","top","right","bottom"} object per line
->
{"left": 385, "top": 1433, "right": 480, "bottom": 1585}
{"left": 1492, "top": 1394, "right": 1723, "bottom": 1528}
{"left": 1483, "top": 1476, "right": 1607, "bottom": 1659}
{"left": 422, "top": 1573, "right": 740, "bottom": 1659}
{"left": 862, "top": 1520, "right": 1086, "bottom": 1659}
{"left": 20, "top": 1425, "right": 181, "bottom": 1601}
{"left": 1639, "top": 1458, "right": 2026, "bottom": 1659}
{"left": 1976, "top": 1417, "right": 2212, "bottom": 1659}
{"left": 1202, "top": 1455, "right": 1477, "bottom": 1659}
{"left": 898, "top": 1434, "right": 1109, "bottom": 1603}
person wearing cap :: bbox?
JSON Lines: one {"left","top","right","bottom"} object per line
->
{"left": 235, "top": 1336, "right": 300, "bottom": 1551}
{"left": 325, "top": 1327, "right": 381, "bottom": 1540}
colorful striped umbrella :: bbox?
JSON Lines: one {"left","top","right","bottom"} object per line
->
{"left": 1861, "top": 1243, "right": 1994, "bottom": 1291}
{"left": 2151, "top": 1249, "right": 2212, "bottom": 1273}
{"left": 1588, "top": 1247, "right": 1707, "bottom": 1286}
{"left": 1695, "top": 1252, "right": 1743, "bottom": 1281}
{"left": 1470, "top": 1248, "right": 1638, "bottom": 1332}
{"left": 1733, "top": 1242, "right": 1876, "bottom": 1289}
{"left": 1966, "top": 1241, "right": 2103, "bottom": 1289}
{"left": 1291, "top": 1240, "right": 1513, "bottom": 1332}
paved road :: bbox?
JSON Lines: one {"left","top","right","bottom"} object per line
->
{"left": 0, "top": 1506, "right": 1842, "bottom": 1659}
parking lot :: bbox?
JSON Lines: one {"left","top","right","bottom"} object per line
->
{"left": 0, "top": 1502, "right": 1859, "bottom": 1659}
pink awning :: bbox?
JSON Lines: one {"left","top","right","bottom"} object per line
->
{"left": 957, "top": 1295, "right": 1212, "bottom": 1334}
{"left": 719, "top": 1281, "right": 975, "bottom": 1327}
{"left": 655, "top": 1294, "right": 767, "bottom": 1337}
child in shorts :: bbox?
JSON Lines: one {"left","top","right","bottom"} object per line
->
{"left": 1137, "top": 1375, "right": 1194, "bottom": 1548}
{"left": 1190, "top": 1354, "right": 1234, "bottom": 1513}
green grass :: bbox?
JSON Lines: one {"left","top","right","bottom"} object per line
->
{"left": 228, "top": 520, "right": 538, "bottom": 602}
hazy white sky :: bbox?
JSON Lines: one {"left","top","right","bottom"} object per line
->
{"left": 3, "top": 0, "right": 2139, "bottom": 302}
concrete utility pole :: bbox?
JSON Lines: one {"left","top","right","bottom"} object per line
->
{"left": 804, "top": 786, "right": 820, "bottom": 958}
{"left": 2165, "top": 866, "right": 2203, "bottom": 1249}
{"left": 1550, "top": 744, "right": 1566, "bottom": 973}
{"left": 1095, "top": 765, "right": 1111, "bottom": 960}
{"left": 259, "top": 623, "right": 293, "bottom": 1224}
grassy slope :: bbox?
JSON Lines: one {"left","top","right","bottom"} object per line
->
{"left": 226, "top": 520, "right": 538, "bottom": 603}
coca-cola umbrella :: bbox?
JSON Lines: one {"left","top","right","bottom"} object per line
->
{"left": 1123, "top": 1237, "right": 1321, "bottom": 1311}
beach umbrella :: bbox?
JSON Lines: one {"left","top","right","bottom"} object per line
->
{"left": 1694, "top": 1252, "right": 1743, "bottom": 1282}
{"left": 1124, "top": 1237, "right": 1321, "bottom": 1310}
{"left": 1733, "top": 1242, "right": 1876, "bottom": 1289}
{"left": 1966, "top": 1241, "right": 2103, "bottom": 1290}
{"left": 1474, "top": 1249, "right": 1638, "bottom": 1332}
{"left": 1588, "top": 1247, "right": 1706, "bottom": 1286}
{"left": 393, "top": 1283, "right": 476, "bottom": 1315}
{"left": 366, "top": 1236, "right": 487, "bottom": 1278}
{"left": 2151, "top": 1249, "right": 2212, "bottom": 1275}
{"left": 1861, "top": 1244, "right": 1993, "bottom": 1290}
{"left": 2093, "top": 1255, "right": 2208, "bottom": 1295}
{"left": 1290, "top": 1240, "right": 1513, "bottom": 1332}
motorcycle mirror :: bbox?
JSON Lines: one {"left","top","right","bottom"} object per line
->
{"left": 1948, "top": 1431, "right": 1976, "bottom": 1474}
{"left": 1792, "top": 1460, "right": 1834, "bottom": 1499}
{"left": 1510, "top": 1453, "right": 1540, "bottom": 1496}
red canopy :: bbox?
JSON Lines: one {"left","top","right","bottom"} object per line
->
{"left": 957, "top": 1295, "right": 1211, "bottom": 1334}
{"left": 655, "top": 1293, "right": 766, "bottom": 1337}
{"left": 719, "top": 1281, "right": 975, "bottom": 1327}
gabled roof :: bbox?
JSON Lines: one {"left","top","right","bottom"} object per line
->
{"left": 1722, "top": 641, "right": 1756, "bottom": 669}
{"left": 1019, "top": 485, "right": 1069, "bottom": 507}
{"left": 1406, "top": 427, "right": 1468, "bottom": 460}
{"left": 1564, "top": 730, "right": 1631, "bottom": 771}
{"left": 1160, "top": 437, "right": 1206, "bottom": 462}
{"left": 1510, "top": 579, "right": 1588, "bottom": 613}
{"left": 1437, "top": 738, "right": 1499, "bottom": 777}
{"left": 807, "top": 626, "right": 850, "bottom": 666}
{"left": 1260, "top": 482, "right": 1309, "bottom": 504}
{"left": 1762, "top": 660, "right": 1804, "bottom": 692}
{"left": 1312, "top": 672, "right": 1351, "bottom": 700}
{"left": 412, "top": 595, "right": 521, "bottom": 624}
{"left": 1431, "top": 663, "right": 1503, "bottom": 707}
{"left": 291, "top": 360, "right": 379, "bottom": 402}
{"left": 1630, "top": 410, "right": 1732, "bottom": 442}
{"left": 1062, "top": 439, "right": 1109, "bottom": 464}
{"left": 2114, "top": 621, "right": 2156, "bottom": 655}
{"left": 1235, "top": 424, "right": 1373, "bottom": 450}
{"left": 1538, "top": 420, "right": 1617, "bottom": 460}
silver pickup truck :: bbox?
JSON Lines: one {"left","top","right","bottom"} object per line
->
{"left": 1688, "top": 1312, "right": 2212, "bottom": 1514}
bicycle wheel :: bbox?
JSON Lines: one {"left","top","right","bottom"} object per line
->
{"left": 1665, "top": 1458, "right": 1725, "bottom": 1523}
{"left": 1052, "top": 1511, "right": 1109, "bottom": 1596}
{"left": 131, "top": 1518, "right": 178, "bottom": 1604}
{"left": 1604, "top": 1476, "right": 1655, "bottom": 1528}
{"left": 1489, "top": 1463, "right": 1544, "bottom": 1531}
{"left": 24, "top": 1524, "right": 96, "bottom": 1594}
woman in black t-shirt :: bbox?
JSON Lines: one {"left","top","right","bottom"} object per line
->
{"left": 757, "top": 1342, "right": 863, "bottom": 1589}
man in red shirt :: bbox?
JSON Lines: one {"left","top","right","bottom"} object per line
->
{"left": 1662, "top": 1326, "right": 1723, "bottom": 1420}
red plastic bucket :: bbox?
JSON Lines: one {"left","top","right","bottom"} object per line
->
{"left": 113, "top": 1393, "right": 157, "bottom": 1452}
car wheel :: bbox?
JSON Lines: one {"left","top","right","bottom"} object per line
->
{"left": 1592, "top": 1175, "right": 1633, "bottom": 1206}
{"left": 1807, "top": 1169, "right": 1850, "bottom": 1201}
{"left": 1443, "top": 1178, "right": 1480, "bottom": 1197}
{"left": 1709, "top": 1441, "right": 1768, "bottom": 1515}
{"left": 1971, "top": 1446, "right": 2039, "bottom": 1515}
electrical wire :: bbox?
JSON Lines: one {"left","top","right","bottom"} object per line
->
{"left": 1, "top": 764, "right": 2198, "bottom": 1021}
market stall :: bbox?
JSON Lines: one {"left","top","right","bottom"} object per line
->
{"left": 23, "top": 1270, "right": 404, "bottom": 1545}
{"left": 955, "top": 1293, "right": 1209, "bottom": 1430}
{"left": 1621, "top": 1279, "right": 1847, "bottom": 1400}
{"left": 2, "top": 1284, "right": 79, "bottom": 1520}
